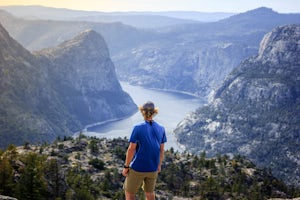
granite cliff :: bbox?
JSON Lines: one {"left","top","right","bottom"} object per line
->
{"left": 0, "top": 24, "right": 136, "bottom": 148}
{"left": 174, "top": 25, "right": 300, "bottom": 186}
{"left": 37, "top": 29, "right": 136, "bottom": 125}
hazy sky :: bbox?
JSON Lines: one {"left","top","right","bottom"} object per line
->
{"left": 0, "top": 0, "right": 300, "bottom": 13}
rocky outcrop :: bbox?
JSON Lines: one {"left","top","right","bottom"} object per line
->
{"left": 174, "top": 25, "right": 300, "bottom": 186}
{"left": 268, "top": 198, "right": 300, "bottom": 200}
{"left": 37, "top": 29, "right": 137, "bottom": 125}
{"left": 0, "top": 195, "right": 17, "bottom": 200}
{"left": 0, "top": 24, "right": 136, "bottom": 148}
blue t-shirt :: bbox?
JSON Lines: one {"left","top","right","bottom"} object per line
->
{"left": 129, "top": 120, "right": 167, "bottom": 172}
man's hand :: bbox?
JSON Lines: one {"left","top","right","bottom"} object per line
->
{"left": 157, "top": 165, "right": 161, "bottom": 173}
{"left": 122, "top": 168, "right": 129, "bottom": 177}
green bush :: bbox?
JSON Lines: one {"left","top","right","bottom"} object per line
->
{"left": 88, "top": 158, "right": 105, "bottom": 170}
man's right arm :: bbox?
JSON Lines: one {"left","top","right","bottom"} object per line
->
{"left": 158, "top": 143, "right": 164, "bottom": 173}
{"left": 125, "top": 142, "right": 136, "bottom": 166}
{"left": 122, "top": 142, "right": 136, "bottom": 177}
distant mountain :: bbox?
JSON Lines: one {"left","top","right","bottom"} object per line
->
{"left": 174, "top": 25, "right": 300, "bottom": 186}
{"left": 0, "top": 7, "right": 299, "bottom": 99}
{"left": 0, "top": 9, "right": 156, "bottom": 54}
{"left": 0, "top": 6, "right": 197, "bottom": 28}
{"left": 113, "top": 7, "right": 300, "bottom": 98}
{"left": 0, "top": 23, "right": 136, "bottom": 148}
{"left": 0, "top": 5, "right": 235, "bottom": 27}
{"left": 152, "top": 11, "right": 235, "bottom": 22}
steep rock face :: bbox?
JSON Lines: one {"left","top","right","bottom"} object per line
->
{"left": 174, "top": 25, "right": 300, "bottom": 186}
{"left": 0, "top": 22, "right": 76, "bottom": 147}
{"left": 0, "top": 24, "right": 136, "bottom": 148}
{"left": 38, "top": 29, "right": 137, "bottom": 125}
{"left": 114, "top": 42, "right": 255, "bottom": 98}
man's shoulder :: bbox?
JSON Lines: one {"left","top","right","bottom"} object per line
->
{"left": 153, "top": 121, "right": 165, "bottom": 129}
{"left": 134, "top": 121, "right": 147, "bottom": 128}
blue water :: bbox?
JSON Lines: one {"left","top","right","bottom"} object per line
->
{"left": 84, "top": 82, "right": 204, "bottom": 151}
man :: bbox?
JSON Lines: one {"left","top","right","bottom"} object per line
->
{"left": 122, "top": 101, "right": 167, "bottom": 200}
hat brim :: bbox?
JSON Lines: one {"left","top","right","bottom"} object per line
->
{"left": 138, "top": 106, "right": 159, "bottom": 113}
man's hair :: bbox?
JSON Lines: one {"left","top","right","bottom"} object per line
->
{"left": 141, "top": 108, "right": 158, "bottom": 118}
{"left": 139, "top": 101, "right": 158, "bottom": 118}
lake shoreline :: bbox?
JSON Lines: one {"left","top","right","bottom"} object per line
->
{"left": 121, "top": 81, "right": 205, "bottom": 100}
{"left": 74, "top": 82, "right": 204, "bottom": 151}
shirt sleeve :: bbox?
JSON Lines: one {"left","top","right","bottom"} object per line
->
{"left": 129, "top": 126, "right": 138, "bottom": 143}
{"left": 161, "top": 127, "right": 167, "bottom": 143}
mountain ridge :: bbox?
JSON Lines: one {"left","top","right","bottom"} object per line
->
{"left": 0, "top": 24, "right": 136, "bottom": 148}
{"left": 112, "top": 7, "right": 300, "bottom": 98}
{"left": 1, "top": 7, "right": 299, "bottom": 100}
{"left": 0, "top": 5, "right": 235, "bottom": 25}
{"left": 174, "top": 24, "right": 300, "bottom": 186}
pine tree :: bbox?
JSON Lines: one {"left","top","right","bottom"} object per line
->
{"left": 66, "top": 166, "right": 95, "bottom": 199}
{"left": 45, "top": 158, "right": 65, "bottom": 199}
{"left": 0, "top": 155, "right": 15, "bottom": 196}
{"left": 16, "top": 152, "right": 47, "bottom": 200}
{"left": 89, "top": 138, "right": 99, "bottom": 154}
{"left": 5, "top": 144, "right": 18, "bottom": 164}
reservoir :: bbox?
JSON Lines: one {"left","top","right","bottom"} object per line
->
{"left": 84, "top": 82, "right": 204, "bottom": 151}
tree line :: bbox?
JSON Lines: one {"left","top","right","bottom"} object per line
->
{"left": 0, "top": 136, "right": 299, "bottom": 199}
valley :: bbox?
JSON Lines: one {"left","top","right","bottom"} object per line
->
{"left": 0, "top": 5, "right": 299, "bottom": 194}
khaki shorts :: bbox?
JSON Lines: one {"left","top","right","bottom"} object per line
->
{"left": 123, "top": 169, "right": 158, "bottom": 193}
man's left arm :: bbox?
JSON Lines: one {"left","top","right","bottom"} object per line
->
{"left": 158, "top": 143, "right": 164, "bottom": 172}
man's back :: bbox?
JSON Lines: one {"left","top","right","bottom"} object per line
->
{"left": 122, "top": 101, "right": 167, "bottom": 200}
{"left": 129, "top": 120, "right": 166, "bottom": 172}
